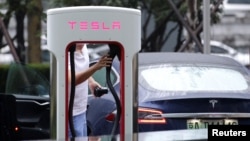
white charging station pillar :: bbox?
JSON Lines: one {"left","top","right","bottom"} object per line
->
{"left": 47, "top": 6, "right": 141, "bottom": 141}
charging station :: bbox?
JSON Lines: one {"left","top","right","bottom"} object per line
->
{"left": 47, "top": 6, "right": 141, "bottom": 141}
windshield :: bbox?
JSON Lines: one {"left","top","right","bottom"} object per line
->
{"left": 5, "top": 63, "right": 50, "bottom": 97}
{"left": 139, "top": 64, "right": 249, "bottom": 92}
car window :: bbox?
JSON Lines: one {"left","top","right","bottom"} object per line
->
{"left": 5, "top": 63, "right": 50, "bottom": 97}
{"left": 211, "top": 45, "right": 228, "bottom": 54}
{"left": 139, "top": 64, "right": 249, "bottom": 92}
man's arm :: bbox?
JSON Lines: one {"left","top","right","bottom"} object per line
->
{"left": 88, "top": 76, "right": 101, "bottom": 94}
{"left": 68, "top": 55, "right": 112, "bottom": 86}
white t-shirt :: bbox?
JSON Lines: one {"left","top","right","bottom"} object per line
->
{"left": 68, "top": 44, "right": 89, "bottom": 116}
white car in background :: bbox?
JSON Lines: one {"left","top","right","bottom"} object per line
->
{"left": 222, "top": 0, "right": 250, "bottom": 21}
{"left": 207, "top": 40, "right": 249, "bottom": 66}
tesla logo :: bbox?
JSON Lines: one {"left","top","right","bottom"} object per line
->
{"left": 209, "top": 100, "right": 218, "bottom": 109}
{"left": 68, "top": 21, "right": 121, "bottom": 30}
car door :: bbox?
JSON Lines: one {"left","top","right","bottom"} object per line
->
{"left": 4, "top": 62, "right": 50, "bottom": 140}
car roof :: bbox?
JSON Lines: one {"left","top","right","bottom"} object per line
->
{"left": 138, "top": 52, "right": 244, "bottom": 68}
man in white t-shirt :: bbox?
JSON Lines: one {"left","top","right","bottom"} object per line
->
{"left": 68, "top": 43, "right": 112, "bottom": 138}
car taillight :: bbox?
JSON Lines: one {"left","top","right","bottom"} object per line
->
{"left": 138, "top": 108, "right": 166, "bottom": 124}
{"left": 105, "top": 108, "right": 166, "bottom": 124}
{"left": 105, "top": 110, "right": 117, "bottom": 122}
{"left": 14, "top": 126, "right": 19, "bottom": 132}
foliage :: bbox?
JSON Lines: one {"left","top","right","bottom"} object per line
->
{"left": 0, "top": 0, "right": 224, "bottom": 62}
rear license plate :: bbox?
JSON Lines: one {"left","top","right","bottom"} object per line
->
{"left": 187, "top": 119, "right": 238, "bottom": 129}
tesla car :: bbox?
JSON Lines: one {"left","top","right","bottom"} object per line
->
{"left": 86, "top": 52, "right": 250, "bottom": 136}
{"left": 0, "top": 62, "right": 50, "bottom": 140}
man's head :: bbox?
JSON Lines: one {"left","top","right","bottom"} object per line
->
{"left": 76, "top": 43, "right": 84, "bottom": 47}
{"left": 75, "top": 43, "right": 85, "bottom": 50}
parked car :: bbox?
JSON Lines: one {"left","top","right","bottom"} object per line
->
{"left": 86, "top": 52, "right": 250, "bottom": 136}
{"left": 1, "top": 62, "right": 50, "bottom": 140}
{"left": 198, "top": 40, "right": 250, "bottom": 66}
{"left": 222, "top": 0, "right": 250, "bottom": 21}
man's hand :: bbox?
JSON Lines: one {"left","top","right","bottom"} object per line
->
{"left": 93, "top": 55, "right": 113, "bottom": 70}
{"left": 88, "top": 78, "right": 101, "bottom": 95}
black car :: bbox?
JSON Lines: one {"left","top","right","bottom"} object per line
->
{"left": 0, "top": 63, "right": 50, "bottom": 140}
